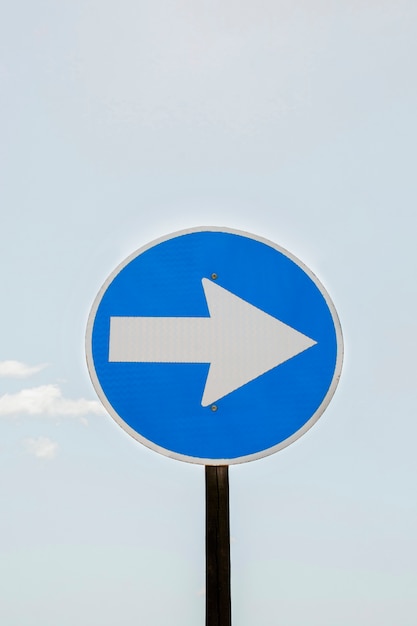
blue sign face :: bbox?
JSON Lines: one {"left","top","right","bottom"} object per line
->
{"left": 86, "top": 227, "right": 343, "bottom": 464}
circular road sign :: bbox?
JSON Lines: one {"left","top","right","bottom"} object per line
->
{"left": 86, "top": 227, "right": 343, "bottom": 465}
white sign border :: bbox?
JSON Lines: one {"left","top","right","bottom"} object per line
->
{"left": 85, "top": 226, "right": 344, "bottom": 465}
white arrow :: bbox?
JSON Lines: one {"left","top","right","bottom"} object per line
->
{"left": 109, "top": 278, "right": 317, "bottom": 407}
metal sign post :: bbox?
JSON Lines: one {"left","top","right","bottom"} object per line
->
{"left": 206, "top": 466, "right": 231, "bottom": 626}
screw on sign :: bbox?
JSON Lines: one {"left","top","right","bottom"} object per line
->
{"left": 86, "top": 227, "right": 343, "bottom": 626}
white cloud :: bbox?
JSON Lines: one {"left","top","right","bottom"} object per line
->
{"left": 0, "top": 360, "right": 47, "bottom": 378}
{"left": 23, "top": 437, "right": 59, "bottom": 460}
{"left": 0, "top": 384, "right": 106, "bottom": 418}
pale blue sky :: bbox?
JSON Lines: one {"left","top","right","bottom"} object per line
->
{"left": 1, "top": 1, "right": 417, "bottom": 624}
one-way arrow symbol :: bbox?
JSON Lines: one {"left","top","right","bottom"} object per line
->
{"left": 108, "top": 278, "right": 317, "bottom": 406}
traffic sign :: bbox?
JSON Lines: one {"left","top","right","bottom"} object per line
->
{"left": 86, "top": 227, "right": 343, "bottom": 464}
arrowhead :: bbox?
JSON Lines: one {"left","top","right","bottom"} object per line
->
{"left": 201, "top": 278, "right": 317, "bottom": 406}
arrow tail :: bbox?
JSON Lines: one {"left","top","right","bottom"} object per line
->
{"left": 109, "top": 316, "right": 212, "bottom": 363}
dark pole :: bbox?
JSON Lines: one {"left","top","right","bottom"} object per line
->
{"left": 205, "top": 465, "right": 231, "bottom": 626}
